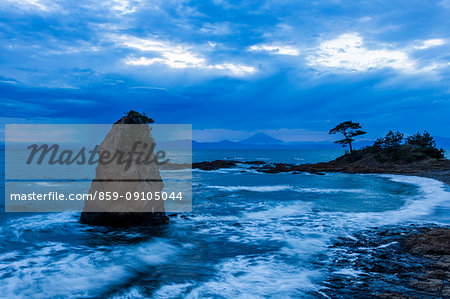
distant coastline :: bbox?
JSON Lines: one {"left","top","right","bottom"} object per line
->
{"left": 192, "top": 132, "right": 450, "bottom": 151}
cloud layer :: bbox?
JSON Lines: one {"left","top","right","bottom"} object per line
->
{"left": 0, "top": 0, "right": 449, "bottom": 140}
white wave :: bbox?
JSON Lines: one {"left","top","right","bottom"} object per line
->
{"left": 0, "top": 239, "right": 179, "bottom": 298}
{"left": 35, "top": 182, "right": 63, "bottom": 187}
{"left": 152, "top": 283, "right": 193, "bottom": 298}
{"left": 206, "top": 184, "right": 365, "bottom": 194}
{"left": 207, "top": 185, "right": 294, "bottom": 192}
{"left": 338, "top": 175, "right": 450, "bottom": 227}
{"left": 197, "top": 175, "right": 448, "bottom": 242}
{"left": 333, "top": 268, "right": 365, "bottom": 277}
{"left": 193, "top": 168, "right": 242, "bottom": 174}
{"left": 3, "top": 212, "right": 79, "bottom": 239}
{"left": 376, "top": 241, "right": 398, "bottom": 249}
{"left": 161, "top": 255, "right": 320, "bottom": 298}
{"left": 295, "top": 187, "right": 366, "bottom": 194}
{"left": 161, "top": 168, "right": 192, "bottom": 173}
{"left": 241, "top": 201, "right": 313, "bottom": 220}
{"left": 292, "top": 157, "right": 305, "bottom": 161}
{"left": 111, "top": 287, "right": 147, "bottom": 299}
{"left": 380, "top": 175, "right": 450, "bottom": 222}
{"left": 197, "top": 174, "right": 449, "bottom": 254}
{"left": 183, "top": 214, "right": 241, "bottom": 222}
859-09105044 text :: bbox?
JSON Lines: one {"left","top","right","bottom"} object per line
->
{"left": 9, "top": 191, "right": 184, "bottom": 201}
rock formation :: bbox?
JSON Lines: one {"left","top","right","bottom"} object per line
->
{"left": 80, "top": 112, "right": 169, "bottom": 226}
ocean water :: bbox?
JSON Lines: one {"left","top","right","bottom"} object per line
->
{"left": 1, "top": 149, "right": 450, "bottom": 298}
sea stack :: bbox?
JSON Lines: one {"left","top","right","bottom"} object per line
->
{"left": 80, "top": 111, "right": 169, "bottom": 226}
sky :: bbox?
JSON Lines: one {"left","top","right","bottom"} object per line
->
{"left": 0, "top": 0, "right": 449, "bottom": 142}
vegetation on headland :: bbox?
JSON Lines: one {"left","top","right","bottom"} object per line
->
{"left": 330, "top": 121, "right": 445, "bottom": 164}
{"left": 168, "top": 121, "right": 448, "bottom": 179}
{"left": 184, "top": 123, "right": 448, "bottom": 180}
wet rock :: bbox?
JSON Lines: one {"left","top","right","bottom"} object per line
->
{"left": 309, "top": 171, "right": 326, "bottom": 175}
{"left": 376, "top": 293, "right": 411, "bottom": 299}
{"left": 320, "top": 226, "right": 450, "bottom": 298}
{"left": 80, "top": 212, "right": 168, "bottom": 226}
{"left": 435, "top": 261, "right": 450, "bottom": 269}
{"left": 191, "top": 160, "right": 268, "bottom": 171}
{"left": 442, "top": 285, "right": 450, "bottom": 297}
{"left": 424, "top": 269, "right": 446, "bottom": 280}
{"left": 192, "top": 160, "right": 238, "bottom": 170}
{"left": 410, "top": 278, "right": 444, "bottom": 293}
{"left": 241, "top": 160, "right": 266, "bottom": 165}
{"left": 403, "top": 228, "right": 450, "bottom": 255}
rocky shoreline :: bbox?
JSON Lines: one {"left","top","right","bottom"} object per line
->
{"left": 163, "top": 156, "right": 450, "bottom": 185}
{"left": 319, "top": 226, "right": 450, "bottom": 298}
{"left": 164, "top": 156, "right": 450, "bottom": 298}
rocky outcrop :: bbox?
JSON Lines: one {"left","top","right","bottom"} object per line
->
{"left": 319, "top": 226, "right": 450, "bottom": 298}
{"left": 80, "top": 211, "right": 168, "bottom": 226}
{"left": 192, "top": 160, "right": 238, "bottom": 170}
{"left": 192, "top": 160, "right": 266, "bottom": 170}
{"left": 80, "top": 113, "right": 169, "bottom": 226}
{"left": 161, "top": 160, "right": 266, "bottom": 171}
{"left": 402, "top": 229, "right": 450, "bottom": 297}
{"left": 177, "top": 157, "right": 450, "bottom": 184}
{"left": 404, "top": 228, "right": 450, "bottom": 256}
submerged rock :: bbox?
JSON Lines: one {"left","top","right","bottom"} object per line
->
{"left": 191, "top": 160, "right": 267, "bottom": 171}
{"left": 192, "top": 160, "right": 238, "bottom": 170}
{"left": 80, "top": 111, "right": 169, "bottom": 226}
{"left": 80, "top": 211, "right": 168, "bottom": 226}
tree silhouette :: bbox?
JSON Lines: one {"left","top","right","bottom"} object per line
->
{"left": 373, "top": 130, "right": 404, "bottom": 148}
{"left": 406, "top": 131, "right": 436, "bottom": 149}
{"left": 124, "top": 110, "right": 154, "bottom": 124}
{"left": 329, "top": 121, "right": 366, "bottom": 154}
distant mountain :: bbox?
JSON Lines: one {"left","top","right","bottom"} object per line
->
{"left": 193, "top": 132, "right": 342, "bottom": 149}
{"left": 192, "top": 140, "right": 244, "bottom": 149}
{"left": 240, "top": 132, "right": 283, "bottom": 144}
{"left": 156, "top": 133, "right": 449, "bottom": 151}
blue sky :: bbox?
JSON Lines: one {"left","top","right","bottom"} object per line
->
{"left": 0, "top": 0, "right": 449, "bottom": 142}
